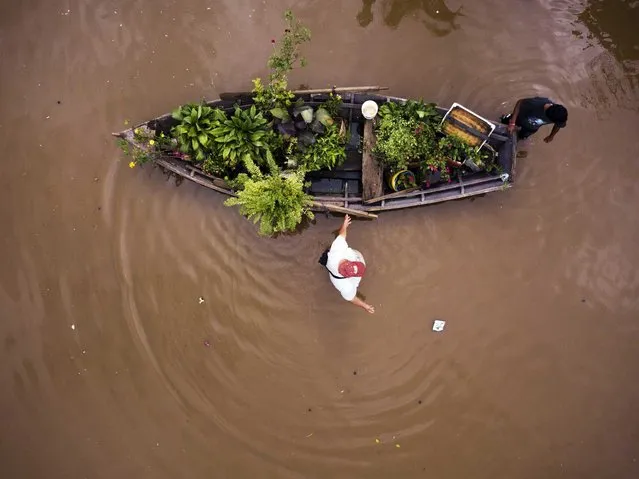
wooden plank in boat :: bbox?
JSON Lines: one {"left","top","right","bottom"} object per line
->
{"left": 361, "top": 119, "right": 383, "bottom": 201}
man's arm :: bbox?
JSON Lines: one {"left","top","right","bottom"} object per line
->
{"left": 338, "top": 214, "right": 351, "bottom": 238}
{"left": 508, "top": 100, "right": 522, "bottom": 134}
{"left": 544, "top": 124, "right": 561, "bottom": 143}
{"left": 350, "top": 296, "right": 375, "bottom": 314}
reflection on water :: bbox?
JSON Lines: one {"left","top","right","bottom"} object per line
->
{"left": 578, "top": 0, "right": 639, "bottom": 67}
{"left": 575, "top": 0, "right": 639, "bottom": 112}
{"left": 357, "top": 0, "right": 463, "bottom": 36}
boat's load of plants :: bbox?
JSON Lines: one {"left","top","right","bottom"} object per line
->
{"left": 373, "top": 100, "right": 500, "bottom": 188}
{"left": 117, "top": 9, "right": 503, "bottom": 235}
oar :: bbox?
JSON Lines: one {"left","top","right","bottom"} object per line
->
{"left": 311, "top": 201, "right": 378, "bottom": 219}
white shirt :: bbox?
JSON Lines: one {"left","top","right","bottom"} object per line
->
{"left": 326, "top": 235, "right": 365, "bottom": 301}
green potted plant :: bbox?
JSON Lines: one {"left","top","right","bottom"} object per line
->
{"left": 388, "top": 170, "right": 417, "bottom": 191}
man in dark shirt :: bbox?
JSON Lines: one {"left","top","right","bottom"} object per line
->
{"left": 500, "top": 97, "right": 568, "bottom": 142}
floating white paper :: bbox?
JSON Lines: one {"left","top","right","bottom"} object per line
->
{"left": 432, "top": 320, "right": 446, "bottom": 332}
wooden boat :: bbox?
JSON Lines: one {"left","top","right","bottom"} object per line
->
{"left": 113, "top": 87, "right": 517, "bottom": 219}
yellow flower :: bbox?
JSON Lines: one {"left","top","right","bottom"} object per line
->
{"left": 124, "top": 119, "right": 130, "bottom": 126}
{"left": 134, "top": 128, "right": 140, "bottom": 135}
{"left": 149, "top": 139, "right": 155, "bottom": 146}
{"left": 160, "top": 132, "right": 165, "bottom": 138}
{"left": 129, "top": 161, "right": 136, "bottom": 168}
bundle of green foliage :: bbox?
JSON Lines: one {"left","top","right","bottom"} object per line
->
{"left": 298, "top": 122, "right": 346, "bottom": 171}
{"left": 274, "top": 103, "right": 346, "bottom": 172}
{"left": 225, "top": 170, "right": 314, "bottom": 236}
{"left": 422, "top": 134, "right": 499, "bottom": 182}
{"left": 171, "top": 103, "right": 279, "bottom": 177}
{"left": 252, "top": 10, "right": 311, "bottom": 114}
{"left": 210, "top": 105, "right": 275, "bottom": 172}
{"left": 374, "top": 101, "right": 500, "bottom": 184}
{"left": 171, "top": 104, "right": 225, "bottom": 162}
{"left": 373, "top": 101, "right": 441, "bottom": 171}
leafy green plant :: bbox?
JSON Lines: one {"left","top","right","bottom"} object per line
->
{"left": 299, "top": 123, "right": 346, "bottom": 171}
{"left": 267, "top": 10, "right": 311, "bottom": 80}
{"left": 374, "top": 115, "right": 419, "bottom": 170}
{"left": 117, "top": 127, "right": 172, "bottom": 167}
{"left": 422, "top": 137, "right": 453, "bottom": 182}
{"left": 374, "top": 101, "right": 442, "bottom": 171}
{"left": 171, "top": 104, "right": 225, "bottom": 162}
{"left": 471, "top": 144, "right": 501, "bottom": 173}
{"left": 323, "top": 93, "right": 342, "bottom": 117}
{"left": 252, "top": 10, "right": 311, "bottom": 114}
{"left": 201, "top": 156, "right": 226, "bottom": 176}
{"left": 225, "top": 170, "right": 314, "bottom": 236}
{"left": 117, "top": 138, "right": 150, "bottom": 167}
{"left": 392, "top": 170, "right": 417, "bottom": 191}
{"left": 211, "top": 105, "right": 273, "bottom": 170}
{"left": 252, "top": 77, "right": 296, "bottom": 115}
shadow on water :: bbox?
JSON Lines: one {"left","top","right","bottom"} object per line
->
{"left": 357, "top": 0, "right": 463, "bottom": 36}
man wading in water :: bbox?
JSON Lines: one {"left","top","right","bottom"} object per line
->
{"left": 501, "top": 97, "right": 568, "bottom": 142}
{"left": 321, "top": 215, "right": 375, "bottom": 314}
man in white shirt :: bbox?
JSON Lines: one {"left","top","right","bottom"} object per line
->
{"left": 325, "top": 215, "right": 375, "bottom": 313}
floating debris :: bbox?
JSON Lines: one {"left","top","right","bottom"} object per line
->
{"left": 432, "top": 319, "right": 446, "bottom": 332}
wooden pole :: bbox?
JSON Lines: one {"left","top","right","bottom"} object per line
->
{"left": 311, "top": 201, "right": 378, "bottom": 219}
{"left": 219, "top": 86, "right": 388, "bottom": 101}
{"left": 292, "top": 86, "right": 389, "bottom": 95}
{"left": 363, "top": 187, "right": 420, "bottom": 204}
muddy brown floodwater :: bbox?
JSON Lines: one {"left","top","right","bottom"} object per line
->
{"left": 1, "top": 1, "right": 638, "bottom": 478}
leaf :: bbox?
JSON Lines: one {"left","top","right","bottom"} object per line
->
{"left": 198, "top": 133, "right": 209, "bottom": 146}
{"left": 315, "top": 108, "right": 334, "bottom": 126}
{"left": 197, "top": 105, "right": 202, "bottom": 119}
{"left": 277, "top": 122, "right": 297, "bottom": 136}
{"left": 293, "top": 105, "right": 312, "bottom": 121}
{"left": 192, "top": 138, "right": 200, "bottom": 150}
{"left": 270, "top": 107, "right": 290, "bottom": 121}
{"left": 301, "top": 108, "right": 313, "bottom": 124}
{"left": 171, "top": 109, "right": 183, "bottom": 120}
